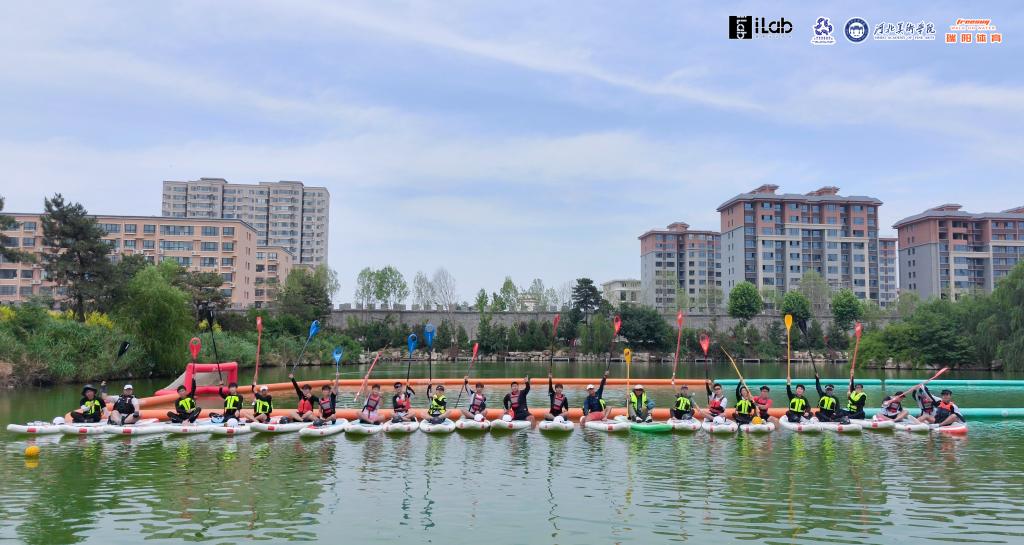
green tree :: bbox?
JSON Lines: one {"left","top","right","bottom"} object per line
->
{"left": 99, "top": 254, "right": 149, "bottom": 313}
{"left": 896, "top": 291, "right": 921, "bottom": 319}
{"left": 727, "top": 282, "right": 763, "bottom": 323}
{"left": 580, "top": 313, "right": 614, "bottom": 354}
{"left": 116, "top": 265, "right": 192, "bottom": 374}
{"left": 675, "top": 287, "right": 690, "bottom": 311}
{"left": 489, "top": 292, "right": 506, "bottom": 312}
{"left": 373, "top": 265, "right": 408, "bottom": 307}
{"left": 806, "top": 318, "right": 825, "bottom": 349}
{"left": 40, "top": 194, "right": 113, "bottom": 321}
{"left": 412, "top": 270, "right": 436, "bottom": 309}
{"left": 831, "top": 289, "right": 864, "bottom": 331}
{"left": 618, "top": 304, "right": 672, "bottom": 351}
{"left": 0, "top": 196, "right": 31, "bottom": 263}
{"left": 499, "top": 276, "right": 520, "bottom": 311}
{"left": 354, "top": 267, "right": 375, "bottom": 307}
{"left": 571, "top": 278, "right": 602, "bottom": 320}
{"left": 278, "top": 264, "right": 339, "bottom": 326}
{"left": 474, "top": 289, "right": 488, "bottom": 313}
{"left": 780, "top": 291, "right": 812, "bottom": 323}
{"left": 799, "top": 271, "right": 831, "bottom": 315}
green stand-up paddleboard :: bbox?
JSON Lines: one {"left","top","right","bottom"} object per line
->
{"left": 629, "top": 422, "right": 672, "bottom": 433}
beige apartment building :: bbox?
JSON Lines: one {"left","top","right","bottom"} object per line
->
{"left": 601, "top": 279, "right": 641, "bottom": 308}
{"left": 162, "top": 178, "right": 329, "bottom": 267}
{"left": 638, "top": 222, "right": 722, "bottom": 311}
{"left": 0, "top": 214, "right": 293, "bottom": 310}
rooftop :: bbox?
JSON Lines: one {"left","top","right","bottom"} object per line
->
{"left": 892, "top": 204, "right": 1024, "bottom": 229}
{"left": 716, "top": 185, "right": 882, "bottom": 211}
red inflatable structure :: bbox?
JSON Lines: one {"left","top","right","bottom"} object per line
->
{"left": 154, "top": 362, "right": 239, "bottom": 396}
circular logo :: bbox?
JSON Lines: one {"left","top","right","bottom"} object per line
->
{"left": 845, "top": 17, "right": 869, "bottom": 43}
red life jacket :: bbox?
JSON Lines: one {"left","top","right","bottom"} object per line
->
{"left": 318, "top": 395, "right": 334, "bottom": 415}
{"left": 394, "top": 395, "right": 411, "bottom": 412}
{"left": 551, "top": 393, "right": 566, "bottom": 414}
{"left": 938, "top": 400, "right": 954, "bottom": 412}
{"left": 754, "top": 396, "right": 771, "bottom": 418}
{"left": 364, "top": 393, "right": 381, "bottom": 412}
{"left": 297, "top": 398, "right": 313, "bottom": 414}
{"left": 708, "top": 396, "right": 724, "bottom": 415}
{"left": 509, "top": 391, "right": 520, "bottom": 412}
{"left": 470, "top": 393, "right": 486, "bottom": 414}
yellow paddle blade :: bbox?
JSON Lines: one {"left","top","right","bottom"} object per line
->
{"left": 784, "top": 314, "right": 793, "bottom": 331}
{"left": 623, "top": 348, "right": 632, "bottom": 364}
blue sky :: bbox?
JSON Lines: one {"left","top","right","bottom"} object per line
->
{"left": 1, "top": 2, "right": 1021, "bottom": 303}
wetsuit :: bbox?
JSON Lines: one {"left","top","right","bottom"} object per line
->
{"left": 428, "top": 392, "right": 447, "bottom": 424}
{"left": 786, "top": 384, "right": 810, "bottom": 423}
{"left": 503, "top": 382, "right": 531, "bottom": 421}
{"left": 72, "top": 385, "right": 107, "bottom": 423}
{"left": 168, "top": 378, "right": 201, "bottom": 423}
{"left": 291, "top": 378, "right": 319, "bottom": 416}
{"left": 392, "top": 386, "right": 414, "bottom": 422}
{"left": 464, "top": 383, "right": 487, "bottom": 416}
{"left": 814, "top": 377, "right": 843, "bottom": 423}
{"left": 733, "top": 384, "right": 755, "bottom": 425}
{"left": 583, "top": 377, "right": 607, "bottom": 417}
{"left": 754, "top": 394, "right": 773, "bottom": 420}
{"left": 251, "top": 387, "right": 274, "bottom": 419}
{"left": 218, "top": 387, "right": 244, "bottom": 420}
{"left": 671, "top": 393, "right": 694, "bottom": 420}
{"left": 548, "top": 377, "right": 569, "bottom": 417}
{"left": 318, "top": 391, "right": 337, "bottom": 418}
{"left": 843, "top": 378, "right": 866, "bottom": 420}
{"left": 705, "top": 383, "right": 728, "bottom": 421}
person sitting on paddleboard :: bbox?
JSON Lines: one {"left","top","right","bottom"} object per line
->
{"left": 814, "top": 374, "right": 848, "bottom": 423}
{"left": 251, "top": 384, "right": 273, "bottom": 423}
{"left": 545, "top": 373, "right": 570, "bottom": 422}
{"left": 318, "top": 378, "right": 339, "bottom": 423}
{"left": 878, "top": 386, "right": 917, "bottom": 421}
{"left": 426, "top": 384, "right": 447, "bottom": 425}
{"left": 754, "top": 386, "right": 778, "bottom": 425}
{"left": 583, "top": 371, "right": 609, "bottom": 422}
{"left": 458, "top": 378, "right": 487, "bottom": 421}
{"left": 503, "top": 377, "right": 534, "bottom": 424}
{"left": 704, "top": 381, "right": 728, "bottom": 423}
{"left": 671, "top": 384, "right": 694, "bottom": 420}
{"left": 912, "top": 384, "right": 939, "bottom": 423}
{"left": 288, "top": 373, "right": 318, "bottom": 422}
{"left": 109, "top": 384, "right": 141, "bottom": 426}
{"left": 167, "top": 377, "right": 201, "bottom": 424}
{"left": 932, "top": 389, "right": 965, "bottom": 427}
{"left": 217, "top": 381, "right": 246, "bottom": 422}
{"left": 392, "top": 382, "right": 416, "bottom": 423}
{"left": 843, "top": 380, "right": 867, "bottom": 420}
{"left": 785, "top": 380, "right": 812, "bottom": 423}
{"left": 359, "top": 384, "right": 384, "bottom": 424}
{"left": 628, "top": 385, "right": 654, "bottom": 423}
{"left": 71, "top": 382, "right": 107, "bottom": 423}
{"left": 733, "top": 385, "right": 756, "bottom": 426}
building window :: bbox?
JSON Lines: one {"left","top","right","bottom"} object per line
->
{"left": 143, "top": 240, "right": 155, "bottom": 249}
{"left": 21, "top": 238, "right": 34, "bottom": 247}
{"left": 20, "top": 269, "right": 33, "bottom": 279}
{"left": 160, "top": 241, "right": 193, "bottom": 251}
{"left": 222, "top": 242, "right": 235, "bottom": 251}
{"left": 223, "top": 227, "right": 235, "bottom": 236}
{"left": 124, "top": 240, "right": 136, "bottom": 249}
{"left": 202, "top": 226, "right": 219, "bottom": 236}
{"left": 201, "top": 242, "right": 218, "bottom": 251}
{"left": 98, "top": 223, "right": 121, "bottom": 234}
{"left": 220, "top": 288, "right": 233, "bottom": 297}
{"left": 143, "top": 224, "right": 156, "bottom": 234}
{"left": 200, "top": 257, "right": 217, "bottom": 267}
{"left": 221, "top": 258, "right": 234, "bottom": 266}
{"left": 160, "top": 225, "right": 194, "bottom": 236}
{"left": 221, "top": 273, "right": 234, "bottom": 282}
{"left": 22, "top": 221, "right": 36, "bottom": 231}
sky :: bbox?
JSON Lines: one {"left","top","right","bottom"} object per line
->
{"left": 1, "top": 2, "right": 1021, "bottom": 304}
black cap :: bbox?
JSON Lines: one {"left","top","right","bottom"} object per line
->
{"left": 854, "top": 383, "right": 863, "bottom": 389}
{"left": 940, "top": 389, "right": 953, "bottom": 396}
{"left": 760, "top": 385, "right": 770, "bottom": 391}
{"left": 82, "top": 384, "right": 97, "bottom": 395}
{"left": 825, "top": 384, "right": 835, "bottom": 390}
{"left": 176, "top": 385, "right": 187, "bottom": 392}
{"left": 228, "top": 382, "right": 238, "bottom": 388}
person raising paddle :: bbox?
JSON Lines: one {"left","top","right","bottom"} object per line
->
{"left": 317, "top": 376, "right": 339, "bottom": 423}
{"left": 545, "top": 372, "right": 569, "bottom": 422}
{"left": 391, "top": 382, "right": 416, "bottom": 423}
{"left": 670, "top": 384, "right": 695, "bottom": 421}
{"left": 359, "top": 384, "right": 384, "bottom": 424}
{"left": 167, "top": 377, "right": 201, "bottom": 424}
{"left": 426, "top": 384, "right": 447, "bottom": 425}
{"left": 288, "top": 373, "right": 318, "bottom": 422}
{"left": 843, "top": 380, "right": 867, "bottom": 420}
{"left": 457, "top": 378, "right": 487, "bottom": 421}
{"left": 754, "top": 386, "right": 778, "bottom": 425}
{"left": 503, "top": 376, "right": 534, "bottom": 425}
{"left": 583, "top": 371, "right": 609, "bottom": 422}
{"left": 251, "top": 384, "right": 273, "bottom": 423}
{"left": 733, "top": 384, "right": 756, "bottom": 426}
{"left": 217, "top": 380, "right": 246, "bottom": 422}
{"left": 785, "top": 379, "right": 812, "bottom": 423}
{"left": 814, "top": 373, "right": 847, "bottom": 423}
{"left": 704, "top": 381, "right": 728, "bottom": 423}
{"left": 877, "top": 386, "right": 918, "bottom": 422}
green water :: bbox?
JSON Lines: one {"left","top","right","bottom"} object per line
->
{"left": 3, "top": 362, "right": 1024, "bottom": 544}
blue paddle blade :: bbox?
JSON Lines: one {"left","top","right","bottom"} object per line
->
{"left": 332, "top": 347, "right": 343, "bottom": 364}
{"left": 308, "top": 320, "right": 321, "bottom": 340}
{"left": 424, "top": 323, "right": 436, "bottom": 347}
{"left": 407, "top": 333, "right": 418, "bottom": 356}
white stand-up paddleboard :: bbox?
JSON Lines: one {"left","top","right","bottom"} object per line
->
{"left": 454, "top": 418, "right": 491, "bottom": 431}
{"left": 209, "top": 422, "right": 253, "bottom": 436}
{"left": 419, "top": 419, "right": 456, "bottom": 434}
{"left": 383, "top": 419, "right": 420, "bottom": 433}
{"left": 8, "top": 421, "right": 66, "bottom": 435}
{"left": 490, "top": 418, "right": 531, "bottom": 431}
{"left": 667, "top": 418, "right": 702, "bottom": 432}
{"left": 850, "top": 418, "right": 895, "bottom": 430}
{"left": 104, "top": 419, "right": 166, "bottom": 436}
{"left": 778, "top": 418, "right": 824, "bottom": 433}
{"left": 251, "top": 420, "right": 314, "bottom": 433}
{"left": 344, "top": 421, "right": 383, "bottom": 435}
{"left": 819, "top": 421, "right": 863, "bottom": 433}
{"left": 538, "top": 418, "right": 575, "bottom": 432}
{"left": 739, "top": 421, "right": 775, "bottom": 433}
{"left": 702, "top": 420, "right": 739, "bottom": 434}
{"left": 583, "top": 419, "right": 630, "bottom": 433}
{"left": 299, "top": 419, "right": 350, "bottom": 437}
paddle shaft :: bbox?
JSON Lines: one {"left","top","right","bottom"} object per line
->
{"left": 453, "top": 349, "right": 479, "bottom": 409}
{"left": 208, "top": 320, "right": 222, "bottom": 382}
{"left": 254, "top": 323, "right": 264, "bottom": 385}
{"left": 721, "top": 346, "right": 752, "bottom": 401}
{"left": 850, "top": 333, "right": 862, "bottom": 383}
{"left": 671, "top": 316, "right": 683, "bottom": 383}
{"left": 354, "top": 349, "right": 384, "bottom": 403}
{"left": 291, "top": 334, "right": 314, "bottom": 374}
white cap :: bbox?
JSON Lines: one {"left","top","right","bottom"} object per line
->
{"left": 634, "top": 384, "right": 644, "bottom": 390}
{"left": 586, "top": 384, "right": 596, "bottom": 389}
{"left": 123, "top": 384, "right": 133, "bottom": 390}
{"left": 473, "top": 413, "right": 484, "bottom": 422}
{"left": 52, "top": 416, "right": 66, "bottom": 425}
{"left": 501, "top": 414, "right": 512, "bottom": 422}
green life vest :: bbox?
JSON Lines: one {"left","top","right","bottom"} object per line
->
{"left": 819, "top": 395, "right": 837, "bottom": 411}
{"left": 629, "top": 391, "right": 648, "bottom": 413}
{"left": 790, "top": 397, "right": 807, "bottom": 413}
{"left": 177, "top": 397, "right": 196, "bottom": 412}
{"left": 735, "top": 398, "right": 755, "bottom": 416}
{"left": 83, "top": 398, "right": 103, "bottom": 416}
{"left": 675, "top": 395, "right": 692, "bottom": 412}
{"left": 429, "top": 394, "right": 446, "bottom": 415}
{"left": 846, "top": 391, "right": 865, "bottom": 412}
{"left": 224, "top": 394, "right": 242, "bottom": 411}
{"left": 254, "top": 397, "right": 272, "bottom": 415}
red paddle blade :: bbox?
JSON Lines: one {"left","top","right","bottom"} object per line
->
{"left": 553, "top": 314, "right": 560, "bottom": 333}
{"left": 699, "top": 334, "right": 710, "bottom": 355}
{"left": 676, "top": 310, "right": 683, "bottom": 327}
{"left": 256, "top": 316, "right": 263, "bottom": 333}
{"left": 189, "top": 337, "right": 202, "bottom": 361}
{"left": 613, "top": 315, "right": 622, "bottom": 335}
{"left": 472, "top": 342, "right": 479, "bottom": 360}
{"left": 854, "top": 321, "right": 862, "bottom": 340}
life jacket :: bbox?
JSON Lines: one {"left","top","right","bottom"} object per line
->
{"left": 113, "top": 395, "right": 135, "bottom": 414}
{"left": 789, "top": 396, "right": 807, "bottom": 413}
{"left": 177, "top": 396, "right": 196, "bottom": 413}
{"left": 429, "top": 394, "right": 446, "bottom": 416}
{"left": 254, "top": 396, "right": 272, "bottom": 415}
{"left": 629, "top": 392, "right": 648, "bottom": 414}
{"left": 393, "top": 394, "right": 411, "bottom": 412}
{"left": 223, "top": 394, "right": 242, "bottom": 411}
{"left": 819, "top": 395, "right": 837, "bottom": 412}
{"left": 364, "top": 393, "right": 381, "bottom": 412}
{"left": 708, "top": 396, "right": 725, "bottom": 415}
{"left": 675, "top": 395, "right": 692, "bottom": 412}
{"left": 920, "top": 394, "right": 935, "bottom": 411}
{"left": 551, "top": 392, "right": 567, "bottom": 414}
{"left": 318, "top": 395, "right": 335, "bottom": 415}
{"left": 469, "top": 392, "right": 486, "bottom": 414}
{"left": 754, "top": 396, "right": 771, "bottom": 417}
{"left": 297, "top": 397, "right": 313, "bottom": 414}
{"left": 83, "top": 398, "right": 103, "bottom": 416}
{"left": 508, "top": 391, "right": 520, "bottom": 413}
{"left": 735, "top": 398, "right": 755, "bottom": 416}
{"left": 882, "top": 398, "right": 902, "bottom": 416}
{"left": 937, "top": 400, "right": 955, "bottom": 412}
{"left": 846, "top": 391, "right": 865, "bottom": 412}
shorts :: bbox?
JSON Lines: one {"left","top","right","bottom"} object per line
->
{"left": 512, "top": 410, "right": 531, "bottom": 421}
{"left": 735, "top": 415, "right": 753, "bottom": 425}
{"left": 360, "top": 409, "right": 379, "bottom": 420}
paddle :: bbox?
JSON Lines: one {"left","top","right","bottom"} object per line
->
{"left": 454, "top": 342, "right": 480, "bottom": 409}
{"left": 111, "top": 340, "right": 130, "bottom": 369}
{"left": 849, "top": 322, "right": 863, "bottom": 384}
{"left": 784, "top": 314, "right": 793, "bottom": 382}
{"left": 354, "top": 348, "right": 388, "bottom": 403}
{"left": 253, "top": 316, "right": 264, "bottom": 385}
{"left": 604, "top": 314, "right": 623, "bottom": 376}
{"left": 188, "top": 337, "right": 201, "bottom": 395}
{"left": 548, "top": 314, "right": 560, "bottom": 375}
{"left": 405, "top": 334, "right": 418, "bottom": 385}
{"left": 424, "top": 323, "right": 436, "bottom": 399}
{"left": 290, "top": 320, "right": 321, "bottom": 374}
{"left": 720, "top": 346, "right": 752, "bottom": 402}
{"left": 699, "top": 333, "right": 711, "bottom": 381}
{"left": 206, "top": 307, "right": 223, "bottom": 382}
{"left": 624, "top": 348, "right": 633, "bottom": 419}
{"left": 671, "top": 310, "right": 684, "bottom": 385}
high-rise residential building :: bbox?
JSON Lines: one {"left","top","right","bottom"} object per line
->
{"left": 0, "top": 213, "right": 293, "bottom": 310}
{"left": 893, "top": 204, "right": 1024, "bottom": 300}
{"left": 718, "top": 185, "right": 884, "bottom": 302}
{"left": 879, "top": 237, "right": 898, "bottom": 307}
{"left": 639, "top": 222, "right": 722, "bottom": 311}
{"left": 162, "top": 178, "right": 330, "bottom": 266}
{"left": 601, "top": 279, "right": 641, "bottom": 308}
{"left": 254, "top": 245, "right": 296, "bottom": 309}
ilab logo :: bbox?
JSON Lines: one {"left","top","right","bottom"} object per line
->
{"left": 729, "top": 16, "right": 794, "bottom": 39}
{"left": 845, "top": 18, "right": 869, "bottom": 43}
{"left": 811, "top": 17, "right": 836, "bottom": 46}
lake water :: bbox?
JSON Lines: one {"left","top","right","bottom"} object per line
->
{"left": 3, "top": 362, "right": 1024, "bottom": 544}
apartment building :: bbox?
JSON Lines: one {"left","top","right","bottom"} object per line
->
{"left": 893, "top": 204, "right": 1024, "bottom": 300}
{"left": 601, "top": 279, "right": 641, "bottom": 308}
{"left": 639, "top": 222, "right": 722, "bottom": 311}
{"left": 0, "top": 214, "right": 265, "bottom": 309}
{"left": 718, "top": 185, "right": 884, "bottom": 302}
{"left": 254, "top": 245, "right": 295, "bottom": 309}
{"left": 879, "top": 237, "right": 898, "bottom": 307}
{"left": 162, "top": 178, "right": 330, "bottom": 266}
